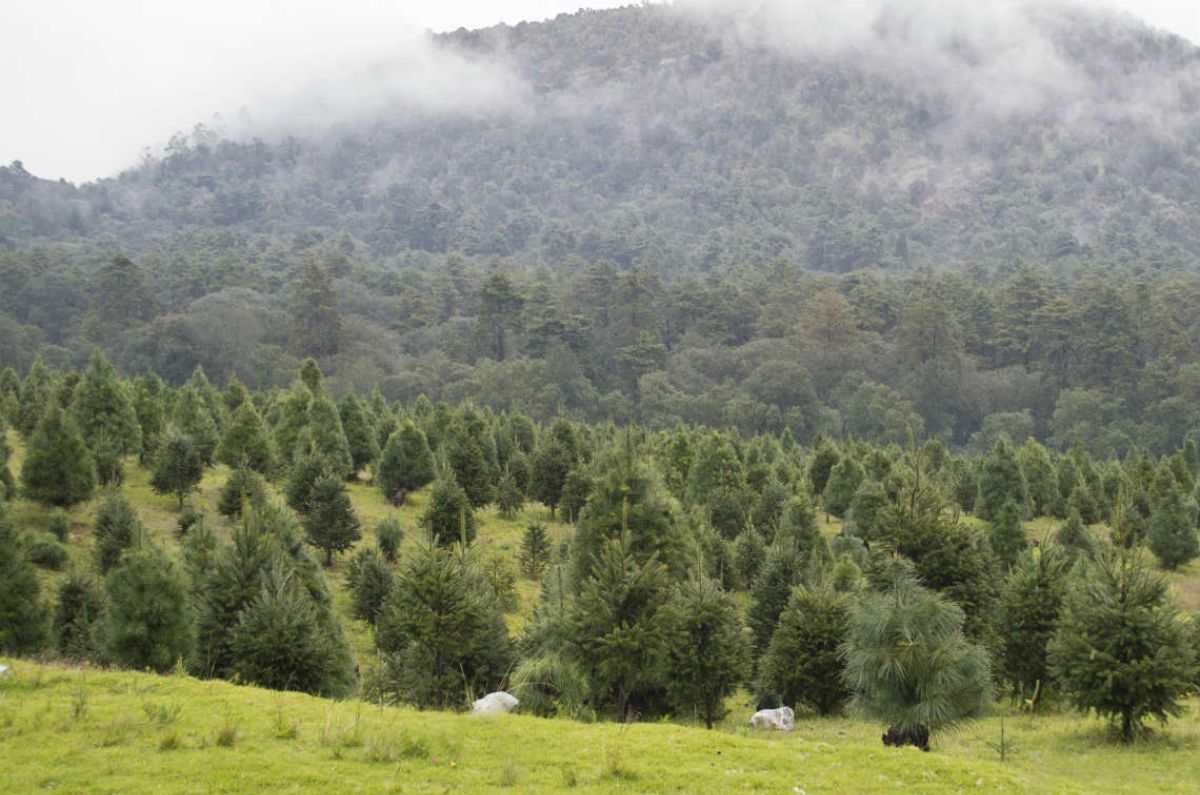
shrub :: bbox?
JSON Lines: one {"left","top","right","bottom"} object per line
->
{"left": 759, "top": 585, "right": 850, "bottom": 715}
{"left": 375, "top": 517, "right": 404, "bottom": 563}
{"left": 28, "top": 535, "right": 68, "bottom": 571}
{"left": 47, "top": 510, "right": 71, "bottom": 543}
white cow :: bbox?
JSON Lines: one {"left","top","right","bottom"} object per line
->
{"left": 472, "top": 691, "right": 519, "bottom": 715}
{"left": 750, "top": 706, "right": 794, "bottom": 731}
{"left": 0, "top": 664, "right": 11, "bottom": 679}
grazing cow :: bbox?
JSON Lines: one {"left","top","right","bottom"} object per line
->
{"left": 749, "top": 706, "right": 794, "bottom": 731}
{"left": 391, "top": 489, "right": 408, "bottom": 508}
{"left": 472, "top": 691, "right": 519, "bottom": 715}
{"left": 882, "top": 724, "right": 930, "bottom": 751}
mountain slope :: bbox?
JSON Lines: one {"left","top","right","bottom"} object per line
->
{"left": 2, "top": 2, "right": 1199, "bottom": 271}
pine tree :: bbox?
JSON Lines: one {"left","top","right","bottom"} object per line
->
{"left": 807, "top": 439, "right": 840, "bottom": 498}
{"left": 777, "top": 492, "right": 824, "bottom": 561}
{"left": 976, "top": 437, "right": 1028, "bottom": 522}
{"left": 192, "top": 520, "right": 274, "bottom": 678}
{"left": 306, "top": 395, "right": 354, "bottom": 480}
{"left": 338, "top": 393, "right": 379, "bottom": 479}
{"left": 990, "top": 498, "right": 1027, "bottom": 569}
{"left": 445, "top": 424, "right": 493, "bottom": 507}
{"left": 1049, "top": 547, "right": 1195, "bottom": 742}
{"left": 1018, "top": 438, "right": 1060, "bottom": 517}
{"left": 666, "top": 574, "right": 748, "bottom": 728}
{"left": 519, "top": 522, "right": 553, "bottom": 579}
{"left": 171, "top": 386, "right": 220, "bottom": 465}
{"left": 823, "top": 456, "right": 865, "bottom": 518}
{"left": 184, "top": 366, "right": 227, "bottom": 431}
{"left": 998, "top": 545, "right": 1070, "bottom": 706}
{"left": 218, "top": 466, "right": 266, "bottom": 519}
{"left": 53, "top": 569, "right": 105, "bottom": 660}
{"left": 558, "top": 467, "right": 593, "bottom": 524}
{"left": 93, "top": 492, "right": 145, "bottom": 573}
{"left": 847, "top": 479, "right": 888, "bottom": 546}
{"left": 421, "top": 476, "right": 477, "bottom": 547}
{"left": 759, "top": 585, "right": 850, "bottom": 716}
{"left": 69, "top": 349, "right": 141, "bottom": 457}
{"left": 1148, "top": 473, "right": 1200, "bottom": 570}
{"left": 21, "top": 405, "right": 97, "bottom": 507}
{"left": 529, "top": 438, "right": 573, "bottom": 517}
{"left": 0, "top": 417, "right": 13, "bottom": 500}
{"left": 750, "top": 477, "right": 790, "bottom": 536}
{"left": 0, "top": 507, "right": 50, "bottom": 654}
{"left": 569, "top": 535, "right": 674, "bottom": 720}
{"left": 17, "top": 355, "right": 53, "bottom": 438}
{"left": 375, "top": 541, "right": 512, "bottom": 709}
{"left": 271, "top": 381, "right": 312, "bottom": 467}
{"left": 729, "top": 525, "right": 764, "bottom": 588}
{"left": 299, "top": 357, "right": 326, "bottom": 396}
{"left": 496, "top": 470, "right": 525, "bottom": 519}
{"left": 375, "top": 517, "right": 404, "bottom": 563}
{"left": 685, "top": 433, "right": 746, "bottom": 505}
{"left": 104, "top": 542, "right": 193, "bottom": 672}
{"left": 285, "top": 451, "right": 329, "bottom": 514}
{"left": 1055, "top": 508, "right": 1095, "bottom": 561}
{"left": 570, "top": 440, "right": 686, "bottom": 586}
{"left": 150, "top": 429, "right": 205, "bottom": 508}
{"left": 133, "top": 375, "right": 167, "bottom": 466}
{"left": 377, "top": 421, "right": 435, "bottom": 499}
{"left": 303, "top": 474, "right": 361, "bottom": 566}
{"left": 842, "top": 572, "right": 992, "bottom": 749}
{"left": 746, "top": 544, "right": 804, "bottom": 657}
{"left": 217, "top": 401, "right": 275, "bottom": 475}
{"left": 229, "top": 560, "right": 355, "bottom": 697}
{"left": 344, "top": 546, "right": 394, "bottom": 625}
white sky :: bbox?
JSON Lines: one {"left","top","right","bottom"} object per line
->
{"left": 2, "top": 1, "right": 1197, "bottom": 182}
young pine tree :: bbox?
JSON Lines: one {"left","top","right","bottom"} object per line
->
{"left": 976, "top": 437, "right": 1028, "bottom": 522}
{"left": 569, "top": 535, "right": 674, "bottom": 721}
{"left": 1055, "top": 508, "right": 1096, "bottom": 562}
{"left": 519, "top": 522, "right": 553, "bottom": 580}
{"left": 666, "top": 574, "right": 749, "bottom": 728}
{"left": 218, "top": 467, "right": 266, "bottom": 519}
{"left": 374, "top": 541, "right": 512, "bottom": 709}
{"left": 217, "top": 401, "right": 276, "bottom": 475}
{"left": 93, "top": 492, "right": 145, "bottom": 573}
{"left": 421, "top": 476, "right": 477, "bottom": 547}
{"left": 841, "top": 573, "right": 992, "bottom": 750}
{"left": 989, "top": 498, "right": 1028, "bottom": 569}
{"left": 376, "top": 421, "right": 435, "bottom": 499}
{"left": 303, "top": 474, "right": 361, "bottom": 566}
{"left": 53, "top": 569, "right": 105, "bottom": 660}
{"left": 558, "top": 467, "right": 593, "bottom": 524}
{"left": 733, "top": 527, "right": 767, "bottom": 590}
{"left": 229, "top": 561, "right": 355, "bottom": 697}
{"left": 746, "top": 544, "right": 804, "bottom": 658}
{"left": 337, "top": 393, "right": 379, "bottom": 480}
{"left": 68, "top": 349, "right": 141, "bottom": 458}
{"left": 0, "top": 507, "right": 50, "bottom": 654}
{"left": 21, "top": 405, "right": 97, "bottom": 507}
{"left": 759, "top": 585, "right": 850, "bottom": 716}
{"left": 496, "top": 470, "right": 525, "bottom": 519}
{"left": 344, "top": 546, "right": 394, "bottom": 625}
{"left": 998, "top": 545, "right": 1071, "bottom": 706}
{"left": 823, "top": 456, "right": 865, "bottom": 519}
{"left": 104, "top": 542, "right": 194, "bottom": 672}
{"left": 1050, "top": 547, "right": 1195, "bottom": 743}
{"left": 1148, "top": 474, "right": 1200, "bottom": 570}
{"left": 150, "top": 429, "right": 205, "bottom": 508}
{"left": 171, "top": 386, "right": 221, "bottom": 465}
{"left": 375, "top": 517, "right": 405, "bottom": 563}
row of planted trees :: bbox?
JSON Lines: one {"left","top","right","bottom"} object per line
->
{"left": 1, "top": 354, "right": 1199, "bottom": 745}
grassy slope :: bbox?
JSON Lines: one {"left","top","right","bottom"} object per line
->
{"left": 5, "top": 429, "right": 1200, "bottom": 793}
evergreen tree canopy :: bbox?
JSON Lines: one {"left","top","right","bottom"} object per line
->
{"left": 150, "top": 429, "right": 205, "bottom": 508}
{"left": 93, "top": 492, "right": 145, "bottom": 573}
{"left": 998, "top": 545, "right": 1070, "bottom": 705}
{"left": 171, "top": 386, "right": 220, "bottom": 465}
{"left": 69, "top": 349, "right": 141, "bottom": 456}
{"left": 842, "top": 573, "right": 991, "bottom": 745}
{"left": 1049, "top": 547, "right": 1195, "bottom": 742}
{"left": 217, "top": 401, "right": 275, "bottom": 475}
{"left": 104, "top": 542, "right": 193, "bottom": 673}
{"left": 421, "top": 476, "right": 477, "bottom": 547}
{"left": 20, "top": 405, "right": 97, "bottom": 507}
{"left": 665, "top": 573, "right": 748, "bottom": 728}
{"left": 377, "top": 421, "right": 435, "bottom": 498}
{"left": 758, "top": 585, "right": 850, "bottom": 716}
{"left": 0, "top": 507, "right": 50, "bottom": 654}
{"left": 302, "top": 474, "right": 361, "bottom": 566}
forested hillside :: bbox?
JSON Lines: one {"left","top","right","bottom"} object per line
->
{"left": 2, "top": 3, "right": 1200, "bottom": 452}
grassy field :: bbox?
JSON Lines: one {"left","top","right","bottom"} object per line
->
{"left": 5, "top": 429, "right": 1200, "bottom": 793}
{"left": 0, "top": 661, "right": 1198, "bottom": 794}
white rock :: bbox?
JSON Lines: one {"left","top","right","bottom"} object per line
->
{"left": 0, "top": 664, "right": 11, "bottom": 678}
{"left": 750, "top": 706, "right": 794, "bottom": 731}
{"left": 472, "top": 691, "right": 519, "bottom": 715}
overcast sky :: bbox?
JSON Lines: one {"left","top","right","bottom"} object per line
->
{"left": 4, "top": 0, "right": 1197, "bottom": 182}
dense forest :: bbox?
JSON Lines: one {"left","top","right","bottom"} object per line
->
{"left": 2, "top": 4, "right": 1200, "bottom": 456}
{"left": 2, "top": 354, "right": 1198, "bottom": 745}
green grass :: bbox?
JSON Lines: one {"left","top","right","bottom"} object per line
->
{"left": 1, "top": 661, "right": 1198, "bottom": 793}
